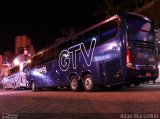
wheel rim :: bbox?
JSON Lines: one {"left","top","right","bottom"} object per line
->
{"left": 71, "top": 78, "right": 77, "bottom": 90}
{"left": 84, "top": 77, "right": 92, "bottom": 90}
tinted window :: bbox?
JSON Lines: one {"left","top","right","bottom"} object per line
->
{"left": 100, "top": 18, "right": 118, "bottom": 43}
{"left": 45, "top": 47, "right": 56, "bottom": 62}
{"left": 128, "top": 30, "right": 155, "bottom": 43}
{"left": 126, "top": 13, "right": 152, "bottom": 31}
{"left": 8, "top": 66, "right": 19, "bottom": 76}
{"left": 31, "top": 53, "right": 44, "bottom": 67}
{"left": 56, "top": 42, "right": 68, "bottom": 58}
{"left": 126, "top": 14, "right": 155, "bottom": 43}
{"left": 84, "top": 28, "right": 99, "bottom": 49}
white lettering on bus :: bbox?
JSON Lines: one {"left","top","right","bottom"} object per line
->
{"left": 81, "top": 38, "right": 96, "bottom": 66}
{"left": 35, "top": 67, "right": 47, "bottom": 73}
{"left": 59, "top": 38, "right": 96, "bottom": 71}
{"left": 59, "top": 50, "right": 70, "bottom": 71}
{"left": 68, "top": 44, "right": 81, "bottom": 69}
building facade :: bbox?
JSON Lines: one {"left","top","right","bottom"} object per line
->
{"left": 15, "top": 35, "right": 35, "bottom": 56}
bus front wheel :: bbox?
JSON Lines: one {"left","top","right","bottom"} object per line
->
{"left": 83, "top": 74, "right": 94, "bottom": 92}
{"left": 69, "top": 75, "right": 79, "bottom": 92}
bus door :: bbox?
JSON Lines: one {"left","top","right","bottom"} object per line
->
{"left": 43, "top": 47, "right": 58, "bottom": 87}
{"left": 23, "top": 63, "right": 32, "bottom": 88}
{"left": 30, "top": 66, "right": 43, "bottom": 87}
{"left": 100, "top": 18, "right": 123, "bottom": 84}
{"left": 14, "top": 72, "right": 20, "bottom": 88}
{"left": 55, "top": 41, "right": 68, "bottom": 87}
{"left": 19, "top": 71, "right": 27, "bottom": 87}
{"left": 30, "top": 53, "right": 45, "bottom": 88}
{"left": 40, "top": 62, "right": 57, "bottom": 87}
{"left": 102, "top": 40, "right": 122, "bottom": 84}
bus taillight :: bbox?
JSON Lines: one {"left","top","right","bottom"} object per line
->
{"left": 126, "top": 48, "right": 135, "bottom": 69}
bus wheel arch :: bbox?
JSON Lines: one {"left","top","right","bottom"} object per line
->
{"left": 81, "top": 71, "right": 92, "bottom": 80}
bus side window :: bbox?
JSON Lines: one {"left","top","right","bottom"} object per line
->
{"left": 7, "top": 66, "right": 19, "bottom": 76}
{"left": 100, "top": 18, "right": 118, "bottom": 43}
{"left": 56, "top": 41, "right": 68, "bottom": 59}
{"left": 31, "top": 53, "right": 44, "bottom": 68}
{"left": 83, "top": 28, "right": 100, "bottom": 49}
{"left": 45, "top": 47, "right": 56, "bottom": 62}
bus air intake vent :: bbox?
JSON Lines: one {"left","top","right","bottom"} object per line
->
{"left": 133, "top": 40, "right": 155, "bottom": 49}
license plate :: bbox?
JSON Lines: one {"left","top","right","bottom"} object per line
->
{"left": 146, "top": 72, "right": 151, "bottom": 77}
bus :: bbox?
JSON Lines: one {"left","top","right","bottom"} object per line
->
{"left": 27, "top": 12, "right": 159, "bottom": 92}
{"left": 3, "top": 61, "right": 28, "bottom": 90}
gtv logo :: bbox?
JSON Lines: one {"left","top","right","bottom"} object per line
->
{"left": 59, "top": 38, "right": 96, "bottom": 71}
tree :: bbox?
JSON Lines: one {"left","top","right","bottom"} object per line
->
{"left": 95, "top": 0, "right": 152, "bottom": 19}
{"left": 95, "top": 0, "right": 118, "bottom": 19}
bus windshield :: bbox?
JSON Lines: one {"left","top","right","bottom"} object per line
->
{"left": 126, "top": 14, "right": 156, "bottom": 43}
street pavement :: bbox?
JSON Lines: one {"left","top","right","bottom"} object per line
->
{"left": 0, "top": 84, "right": 160, "bottom": 119}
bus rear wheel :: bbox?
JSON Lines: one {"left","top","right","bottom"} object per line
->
{"left": 69, "top": 75, "right": 79, "bottom": 92}
{"left": 83, "top": 74, "right": 94, "bottom": 92}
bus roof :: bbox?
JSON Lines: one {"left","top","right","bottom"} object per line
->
{"left": 32, "top": 12, "right": 151, "bottom": 57}
{"left": 33, "top": 15, "right": 119, "bottom": 56}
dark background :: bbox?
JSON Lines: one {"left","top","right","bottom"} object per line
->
{"left": 0, "top": 0, "right": 101, "bottom": 54}
{"left": 0, "top": 0, "right": 153, "bottom": 54}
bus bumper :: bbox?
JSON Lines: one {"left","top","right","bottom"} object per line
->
{"left": 125, "top": 69, "right": 159, "bottom": 84}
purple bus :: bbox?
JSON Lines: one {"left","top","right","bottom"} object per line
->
{"left": 26, "top": 12, "right": 159, "bottom": 92}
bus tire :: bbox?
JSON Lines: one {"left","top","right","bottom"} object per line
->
{"left": 69, "top": 75, "right": 79, "bottom": 92}
{"left": 31, "top": 81, "right": 37, "bottom": 92}
{"left": 83, "top": 74, "right": 94, "bottom": 92}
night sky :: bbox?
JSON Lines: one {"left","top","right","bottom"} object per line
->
{"left": 0, "top": 0, "right": 101, "bottom": 54}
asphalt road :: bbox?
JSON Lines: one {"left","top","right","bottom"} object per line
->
{"left": 0, "top": 84, "right": 160, "bottom": 119}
